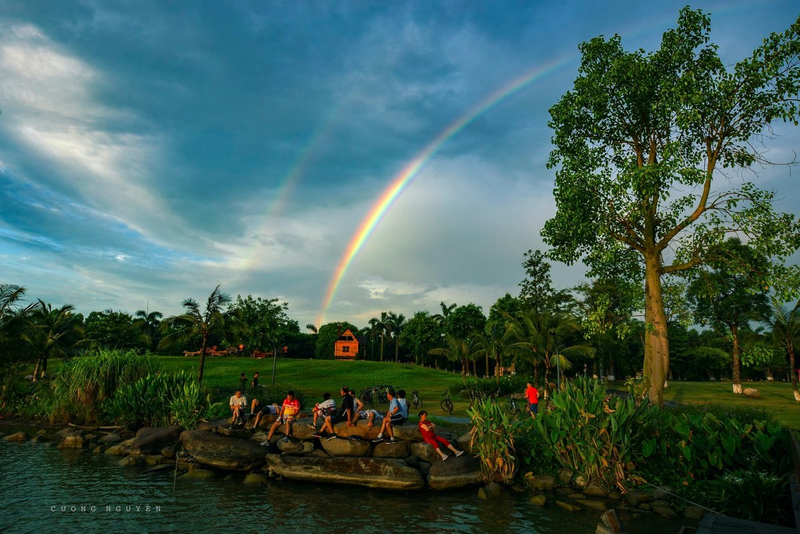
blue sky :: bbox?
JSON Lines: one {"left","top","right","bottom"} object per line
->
{"left": 0, "top": 0, "right": 798, "bottom": 328}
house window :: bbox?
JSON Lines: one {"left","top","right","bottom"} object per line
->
{"left": 342, "top": 346, "right": 349, "bottom": 353}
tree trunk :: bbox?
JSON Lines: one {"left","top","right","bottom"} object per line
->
{"left": 395, "top": 338, "right": 399, "bottom": 363}
{"left": 380, "top": 333, "right": 384, "bottom": 362}
{"left": 643, "top": 250, "right": 669, "bottom": 405}
{"left": 790, "top": 347, "right": 800, "bottom": 401}
{"left": 731, "top": 324, "right": 742, "bottom": 394}
{"left": 198, "top": 333, "right": 208, "bottom": 383}
{"left": 33, "top": 356, "right": 42, "bottom": 382}
{"left": 473, "top": 358, "right": 477, "bottom": 377}
{"left": 485, "top": 352, "right": 489, "bottom": 378}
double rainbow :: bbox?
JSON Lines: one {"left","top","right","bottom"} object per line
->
{"left": 316, "top": 55, "right": 573, "bottom": 325}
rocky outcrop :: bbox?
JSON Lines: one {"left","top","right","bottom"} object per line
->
{"left": 321, "top": 437, "right": 373, "bottom": 457}
{"left": 130, "top": 426, "right": 183, "bottom": 455}
{"left": 276, "top": 439, "right": 314, "bottom": 455}
{"left": 426, "top": 455, "right": 482, "bottom": 490}
{"left": 373, "top": 440, "right": 410, "bottom": 458}
{"left": 180, "top": 430, "right": 266, "bottom": 471}
{"left": 104, "top": 438, "right": 136, "bottom": 456}
{"left": 264, "top": 454, "right": 424, "bottom": 490}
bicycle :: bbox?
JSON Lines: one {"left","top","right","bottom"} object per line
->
{"left": 411, "top": 390, "right": 423, "bottom": 409}
{"left": 507, "top": 394, "right": 519, "bottom": 415}
{"left": 359, "top": 387, "right": 373, "bottom": 406}
{"left": 440, "top": 391, "right": 454, "bottom": 415}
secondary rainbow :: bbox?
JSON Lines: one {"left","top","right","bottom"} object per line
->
{"left": 316, "top": 55, "right": 573, "bottom": 325}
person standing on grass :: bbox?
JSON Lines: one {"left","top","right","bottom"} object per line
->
{"left": 262, "top": 390, "right": 300, "bottom": 444}
{"left": 239, "top": 372, "right": 247, "bottom": 392}
{"left": 418, "top": 410, "right": 464, "bottom": 461}
{"left": 372, "top": 389, "right": 407, "bottom": 443}
{"left": 251, "top": 372, "right": 260, "bottom": 389}
{"left": 229, "top": 390, "right": 247, "bottom": 428}
{"left": 525, "top": 381, "right": 539, "bottom": 419}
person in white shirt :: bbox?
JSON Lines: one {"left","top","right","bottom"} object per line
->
{"left": 229, "top": 390, "right": 247, "bottom": 428}
{"left": 307, "top": 393, "right": 336, "bottom": 429}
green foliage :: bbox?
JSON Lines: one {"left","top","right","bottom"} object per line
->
{"left": 688, "top": 470, "right": 791, "bottom": 525}
{"left": 84, "top": 309, "right": 146, "bottom": 351}
{"left": 103, "top": 370, "right": 218, "bottom": 430}
{"left": 453, "top": 375, "right": 533, "bottom": 398}
{"left": 228, "top": 294, "right": 299, "bottom": 354}
{"left": 468, "top": 399, "right": 524, "bottom": 483}
{"left": 444, "top": 303, "right": 486, "bottom": 339}
{"left": 45, "top": 350, "right": 161, "bottom": 424}
{"left": 400, "top": 311, "right": 443, "bottom": 366}
{"left": 531, "top": 377, "right": 652, "bottom": 490}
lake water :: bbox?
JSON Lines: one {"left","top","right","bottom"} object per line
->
{"left": 0, "top": 430, "right": 694, "bottom": 534}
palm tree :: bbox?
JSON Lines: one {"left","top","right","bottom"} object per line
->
{"left": 475, "top": 320, "right": 505, "bottom": 381}
{"left": 28, "top": 301, "right": 84, "bottom": 381}
{"left": 0, "top": 284, "right": 40, "bottom": 371}
{"left": 502, "top": 309, "right": 593, "bottom": 395}
{"left": 305, "top": 323, "right": 318, "bottom": 334}
{"left": 762, "top": 298, "right": 800, "bottom": 401}
{"left": 387, "top": 311, "right": 406, "bottom": 362}
{"left": 367, "top": 317, "right": 381, "bottom": 361}
{"left": 134, "top": 309, "right": 163, "bottom": 352}
{"left": 379, "top": 311, "right": 390, "bottom": 362}
{"left": 159, "top": 285, "right": 240, "bottom": 383}
{"left": 433, "top": 301, "right": 457, "bottom": 328}
{"left": 429, "top": 334, "right": 482, "bottom": 383}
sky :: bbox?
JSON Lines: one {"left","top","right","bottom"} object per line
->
{"left": 1, "top": 0, "right": 798, "bottom": 330}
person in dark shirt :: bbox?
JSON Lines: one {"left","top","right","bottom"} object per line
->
{"left": 238, "top": 372, "right": 247, "bottom": 392}
{"left": 252, "top": 372, "right": 260, "bottom": 389}
{"left": 313, "top": 386, "right": 354, "bottom": 440}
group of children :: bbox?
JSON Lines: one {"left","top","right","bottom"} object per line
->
{"left": 230, "top": 384, "right": 464, "bottom": 461}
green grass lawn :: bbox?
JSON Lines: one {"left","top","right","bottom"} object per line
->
{"left": 159, "top": 355, "right": 474, "bottom": 418}
{"left": 610, "top": 379, "right": 800, "bottom": 429}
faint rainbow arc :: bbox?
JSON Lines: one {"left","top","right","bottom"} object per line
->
{"left": 316, "top": 55, "right": 573, "bottom": 325}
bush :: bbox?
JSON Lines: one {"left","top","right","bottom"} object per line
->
{"left": 45, "top": 350, "right": 161, "bottom": 424}
{"left": 451, "top": 375, "right": 536, "bottom": 399}
{"left": 688, "top": 470, "right": 792, "bottom": 525}
{"left": 468, "top": 399, "right": 525, "bottom": 484}
{"left": 103, "top": 370, "right": 218, "bottom": 430}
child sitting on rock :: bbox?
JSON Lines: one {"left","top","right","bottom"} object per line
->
{"left": 417, "top": 410, "right": 464, "bottom": 461}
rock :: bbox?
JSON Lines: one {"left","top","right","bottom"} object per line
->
{"left": 599, "top": 509, "right": 626, "bottom": 534}
{"left": 391, "top": 423, "right": 423, "bottom": 442}
{"left": 250, "top": 431, "right": 270, "bottom": 443}
{"left": 84, "top": 433, "right": 97, "bottom": 441}
{"left": 651, "top": 485, "right": 672, "bottom": 501}
{"left": 529, "top": 494, "right": 547, "bottom": 507}
{"left": 216, "top": 426, "right": 252, "bottom": 439}
{"left": 584, "top": 480, "right": 608, "bottom": 497}
{"left": 478, "top": 482, "right": 505, "bottom": 500}
{"left": 37, "top": 429, "right": 47, "bottom": 435}
{"left": 529, "top": 475, "right": 555, "bottom": 491}
{"left": 653, "top": 505, "right": 677, "bottom": 518}
{"left": 180, "top": 430, "right": 267, "bottom": 471}
{"left": 277, "top": 439, "right": 314, "bottom": 455}
{"left": 58, "top": 434, "right": 85, "bottom": 449}
{"left": 265, "top": 454, "right": 424, "bottom": 490}
{"left": 196, "top": 419, "right": 230, "bottom": 432}
{"left": 180, "top": 469, "right": 216, "bottom": 480}
{"left": 418, "top": 461, "right": 431, "bottom": 478}
{"left": 104, "top": 438, "right": 136, "bottom": 456}
{"left": 638, "top": 503, "right": 651, "bottom": 511}
{"left": 558, "top": 468, "right": 573, "bottom": 485}
{"left": 145, "top": 455, "right": 173, "bottom": 465}
{"left": 556, "top": 500, "right": 582, "bottom": 512}
{"left": 55, "top": 428, "right": 77, "bottom": 438}
{"left": 321, "top": 436, "right": 373, "bottom": 457}
{"left": 427, "top": 455, "right": 482, "bottom": 490}
{"left": 568, "top": 493, "right": 587, "bottom": 500}
{"left": 130, "top": 426, "right": 183, "bottom": 455}
{"left": 118, "top": 455, "right": 144, "bottom": 468}
{"left": 742, "top": 388, "right": 761, "bottom": 399}
{"left": 92, "top": 446, "right": 104, "bottom": 454}
{"left": 608, "top": 491, "right": 623, "bottom": 500}
{"left": 250, "top": 414, "right": 280, "bottom": 430}
{"left": 410, "top": 442, "right": 440, "bottom": 464}
{"left": 98, "top": 433, "right": 121, "bottom": 444}
{"left": 573, "top": 475, "right": 587, "bottom": 488}
{"left": 555, "top": 487, "right": 573, "bottom": 495}
{"left": 3, "top": 431, "right": 30, "bottom": 442}
{"left": 683, "top": 505, "right": 705, "bottom": 520}
{"left": 31, "top": 435, "right": 49, "bottom": 443}
{"left": 244, "top": 473, "right": 270, "bottom": 485}
{"left": 224, "top": 474, "right": 237, "bottom": 481}
{"left": 161, "top": 446, "right": 176, "bottom": 459}
{"left": 624, "top": 489, "right": 651, "bottom": 506}
{"left": 373, "top": 440, "right": 410, "bottom": 458}
{"left": 582, "top": 499, "right": 608, "bottom": 512}
{"left": 455, "top": 433, "right": 472, "bottom": 454}
{"left": 308, "top": 449, "right": 330, "bottom": 458}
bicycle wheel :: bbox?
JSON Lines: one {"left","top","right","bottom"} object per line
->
{"left": 360, "top": 392, "right": 372, "bottom": 405}
{"left": 440, "top": 399, "right": 453, "bottom": 415}
{"left": 416, "top": 398, "right": 423, "bottom": 409}
{"left": 507, "top": 401, "right": 519, "bottom": 415}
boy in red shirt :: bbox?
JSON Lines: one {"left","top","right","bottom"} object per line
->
{"left": 525, "top": 382, "right": 539, "bottom": 418}
{"left": 263, "top": 390, "right": 300, "bottom": 444}
{"left": 418, "top": 410, "right": 464, "bottom": 461}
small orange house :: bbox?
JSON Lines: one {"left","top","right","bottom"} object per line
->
{"left": 334, "top": 328, "right": 358, "bottom": 360}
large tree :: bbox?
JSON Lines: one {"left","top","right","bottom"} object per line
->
{"left": 29, "top": 302, "right": 84, "bottom": 381}
{"left": 687, "top": 237, "right": 771, "bottom": 394}
{"left": 542, "top": 8, "right": 800, "bottom": 404}
{"left": 228, "top": 295, "right": 298, "bottom": 355}
{"left": 159, "top": 285, "right": 240, "bottom": 382}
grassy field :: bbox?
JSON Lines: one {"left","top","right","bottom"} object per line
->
{"left": 159, "top": 355, "right": 475, "bottom": 419}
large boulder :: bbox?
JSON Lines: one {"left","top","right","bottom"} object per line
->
{"left": 455, "top": 433, "right": 472, "bottom": 454}
{"left": 216, "top": 426, "right": 251, "bottom": 439}
{"left": 180, "top": 430, "right": 266, "bottom": 471}
{"left": 264, "top": 454, "right": 424, "bottom": 490}
{"left": 742, "top": 388, "right": 761, "bottom": 399}
{"left": 130, "top": 426, "right": 183, "bottom": 455}
{"left": 410, "top": 442, "right": 440, "bottom": 464}
{"left": 277, "top": 439, "right": 314, "bottom": 455}
{"left": 528, "top": 475, "right": 555, "bottom": 491}
{"left": 373, "top": 440, "right": 410, "bottom": 458}
{"left": 427, "top": 455, "right": 482, "bottom": 490}
{"left": 104, "top": 438, "right": 136, "bottom": 456}
{"left": 321, "top": 437, "right": 373, "bottom": 457}
{"left": 98, "top": 433, "right": 122, "bottom": 444}
{"left": 624, "top": 489, "right": 651, "bottom": 506}
{"left": 3, "top": 431, "right": 30, "bottom": 442}
{"left": 58, "top": 432, "right": 86, "bottom": 449}
{"left": 584, "top": 480, "right": 608, "bottom": 497}
{"left": 196, "top": 419, "right": 229, "bottom": 432}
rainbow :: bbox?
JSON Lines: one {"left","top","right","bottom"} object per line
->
{"left": 316, "top": 55, "right": 574, "bottom": 325}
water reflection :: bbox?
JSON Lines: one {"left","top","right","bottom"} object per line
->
{"left": 0, "top": 437, "right": 691, "bottom": 534}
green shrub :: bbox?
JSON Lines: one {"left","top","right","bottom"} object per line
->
{"left": 103, "top": 370, "right": 217, "bottom": 430}
{"left": 689, "top": 470, "right": 792, "bottom": 525}
{"left": 452, "top": 375, "right": 535, "bottom": 399}
{"left": 468, "top": 399, "right": 525, "bottom": 483}
{"left": 530, "top": 377, "right": 654, "bottom": 490}
{"left": 46, "top": 350, "right": 161, "bottom": 424}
